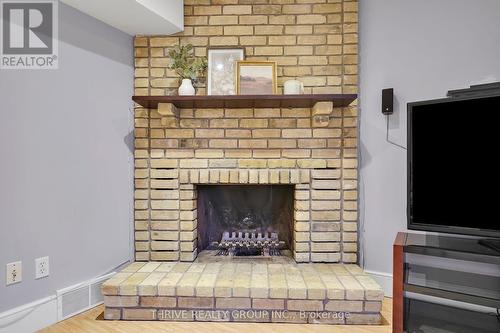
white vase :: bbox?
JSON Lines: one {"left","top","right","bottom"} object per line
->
{"left": 178, "top": 78, "right": 195, "bottom": 96}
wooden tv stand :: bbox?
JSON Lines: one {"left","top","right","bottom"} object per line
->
{"left": 393, "top": 232, "right": 500, "bottom": 333}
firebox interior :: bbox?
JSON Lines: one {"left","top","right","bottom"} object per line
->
{"left": 197, "top": 185, "right": 294, "bottom": 255}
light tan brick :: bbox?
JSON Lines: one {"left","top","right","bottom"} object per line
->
{"left": 178, "top": 297, "right": 214, "bottom": 309}
{"left": 270, "top": 35, "right": 298, "bottom": 46}
{"left": 195, "top": 129, "right": 224, "bottom": 138}
{"left": 227, "top": 170, "right": 238, "bottom": 183}
{"left": 210, "top": 119, "right": 238, "bottom": 128}
{"left": 253, "top": 150, "right": 280, "bottom": 158}
{"left": 140, "top": 297, "right": 176, "bottom": 308}
{"left": 254, "top": 46, "right": 283, "bottom": 56}
{"left": 134, "top": 37, "right": 148, "bottom": 47}
{"left": 210, "top": 36, "right": 239, "bottom": 46}
{"left": 194, "top": 109, "right": 224, "bottom": 118}
{"left": 224, "top": 149, "right": 251, "bottom": 158}
{"left": 209, "top": 15, "right": 238, "bottom": 25}
{"left": 282, "top": 129, "right": 312, "bottom": 138}
{"left": 313, "top": 3, "right": 342, "bottom": 13}
{"left": 122, "top": 309, "right": 156, "bottom": 320}
{"left": 297, "top": 14, "right": 326, "bottom": 25}
{"left": 251, "top": 129, "right": 280, "bottom": 138}
{"left": 269, "top": 14, "right": 295, "bottom": 24}
{"left": 364, "top": 301, "right": 382, "bottom": 312}
{"left": 193, "top": 6, "right": 221, "bottom": 16}
{"left": 268, "top": 159, "right": 297, "bottom": 168}
{"left": 239, "top": 139, "right": 267, "bottom": 149}
{"left": 150, "top": 37, "right": 178, "bottom": 47}
{"left": 104, "top": 296, "right": 138, "bottom": 307}
{"left": 104, "top": 308, "right": 121, "bottom": 320}
{"left": 195, "top": 26, "right": 223, "bottom": 36}
{"left": 297, "top": 159, "right": 326, "bottom": 168}
{"left": 165, "top": 129, "right": 194, "bottom": 138}
{"left": 216, "top": 298, "right": 251, "bottom": 309}
{"left": 285, "top": 25, "right": 313, "bottom": 35}
{"left": 222, "top": 5, "right": 251, "bottom": 15}
{"left": 284, "top": 46, "right": 313, "bottom": 55}
{"left": 252, "top": 4, "right": 281, "bottom": 14}
{"left": 195, "top": 274, "right": 218, "bottom": 297}
{"left": 224, "top": 108, "right": 253, "bottom": 118}
{"left": 239, "top": 36, "right": 267, "bottom": 46}
{"left": 346, "top": 314, "right": 382, "bottom": 325}
{"left": 268, "top": 139, "right": 296, "bottom": 148}
{"left": 311, "top": 253, "right": 341, "bottom": 262}
{"left": 238, "top": 159, "right": 267, "bottom": 168}
{"left": 239, "top": 118, "right": 267, "bottom": 128}
{"left": 247, "top": 169, "right": 258, "bottom": 183}
{"left": 194, "top": 149, "right": 223, "bottom": 158}
{"left": 239, "top": 15, "right": 267, "bottom": 25}
{"left": 252, "top": 299, "right": 285, "bottom": 310}
{"left": 224, "top": 26, "right": 253, "bottom": 35}
{"left": 282, "top": 4, "right": 311, "bottom": 14}
{"left": 255, "top": 25, "right": 284, "bottom": 35}
{"left": 120, "top": 273, "right": 149, "bottom": 295}
{"left": 251, "top": 272, "right": 268, "bottom": 298}
{"left": 287, "top": 300, "right": 323, "bottom": 311}
{"left": 209, "top": 139, "right": 238, "bottom": 148}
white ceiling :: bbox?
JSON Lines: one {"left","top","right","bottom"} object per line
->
{"left": 61, "top": 0, "right": 184, "bottom": 36}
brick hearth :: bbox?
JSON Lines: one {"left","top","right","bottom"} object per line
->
{"left": 102, "top": 261, "right": 383, "bottom": 324}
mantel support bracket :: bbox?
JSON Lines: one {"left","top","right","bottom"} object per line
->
{"left": 158, "top": 103, "right": 180, "bottom": 127}
{"left": 312, "top": 101, "right": 334, "bottom": 127}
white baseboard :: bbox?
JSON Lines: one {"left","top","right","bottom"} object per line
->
{"left": 365, "top": 270, "right": 393, "bottom": 297}
{"left": 0, "top": 272, "right": 115, "bottom": 333}
{"left": 0, "top": 296, "right": 58, "bottom": 333}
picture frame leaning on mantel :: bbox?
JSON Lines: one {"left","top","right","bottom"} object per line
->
{"left": 236, "top": 60, "right": 278, "bottom": 95}
{"left": 207, "top": 48, "right": 245, "bottom": 96}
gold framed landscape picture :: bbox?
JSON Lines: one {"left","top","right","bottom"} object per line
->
{"left": 236, "top": 61, "right": 277, "bottom": 95}
{"left": 207, "top": 48, "right": 244, "bottom": 95}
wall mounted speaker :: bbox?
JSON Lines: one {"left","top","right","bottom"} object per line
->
{"left": 382, "top": 88, "right": 394, "bottom": 115}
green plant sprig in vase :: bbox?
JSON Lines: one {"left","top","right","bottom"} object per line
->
{"left": 168, "top": 44, "right": 207, "bottom": 95}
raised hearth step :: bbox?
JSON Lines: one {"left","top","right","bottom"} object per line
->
{"left": 102, "top": 261, "right": 384, "bottom": 325}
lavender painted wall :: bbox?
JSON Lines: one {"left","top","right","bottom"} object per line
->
{"left": 0, "top": 3, "right": 134, "bottom": 312}
{"left": 359, "top": 0, "right": 500, "bottom": 293}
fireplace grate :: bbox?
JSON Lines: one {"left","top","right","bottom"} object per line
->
{"left": 211, "top": 231, "right": 285, "bottom": 256}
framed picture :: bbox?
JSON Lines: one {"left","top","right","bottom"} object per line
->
{"left": 236, "top": 61, "right": 277, "bottom": 95}
{"left": 207, "top": 48, "right": 245, "bottom": 95}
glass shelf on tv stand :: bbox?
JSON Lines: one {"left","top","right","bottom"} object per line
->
{"left": 403, "top": 233, "right": 500, "bottom": 265}
{"left": 404, "top": 262, "right": 500, "bottom": 308}
{"left": 404, "top": 298, "right": 500, "bottom": 333}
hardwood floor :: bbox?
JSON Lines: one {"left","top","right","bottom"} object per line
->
{"left": 39, "top": 298, "right": 392, "bottom": 333}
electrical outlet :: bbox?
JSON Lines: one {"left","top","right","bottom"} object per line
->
{"left": 6, "top": 261, "right": 22, "bottom": 285}
{"left": 35, "top": 256, "right": 49, "bottom": 279}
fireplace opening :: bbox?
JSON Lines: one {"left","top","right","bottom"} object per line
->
{"left": 197, "top": 185, "right": 294, "bottom": 257}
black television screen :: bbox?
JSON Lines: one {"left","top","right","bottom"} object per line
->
{"left": 408, "top": 94, "right": 500, "bottom": 238}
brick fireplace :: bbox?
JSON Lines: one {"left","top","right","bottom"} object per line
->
{"left": 134, "top": 100, "right": 358, "bottom": 263}
{"left": 102, "top": 0, "right": 384, "bottom": 325}
{"left": 133, "top": 0, "right": 360, "bottom": 265}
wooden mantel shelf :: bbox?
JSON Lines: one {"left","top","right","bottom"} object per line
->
{"left": 132, "top": 94, "right": 357, "bottom": 109}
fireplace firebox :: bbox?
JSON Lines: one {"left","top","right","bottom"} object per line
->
{"left": 197, "top": 185, "right": 294, "bottom": 257}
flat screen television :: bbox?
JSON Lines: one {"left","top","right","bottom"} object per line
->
{"left": 407, "top": 94, "right": 500, "bottom": 239}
